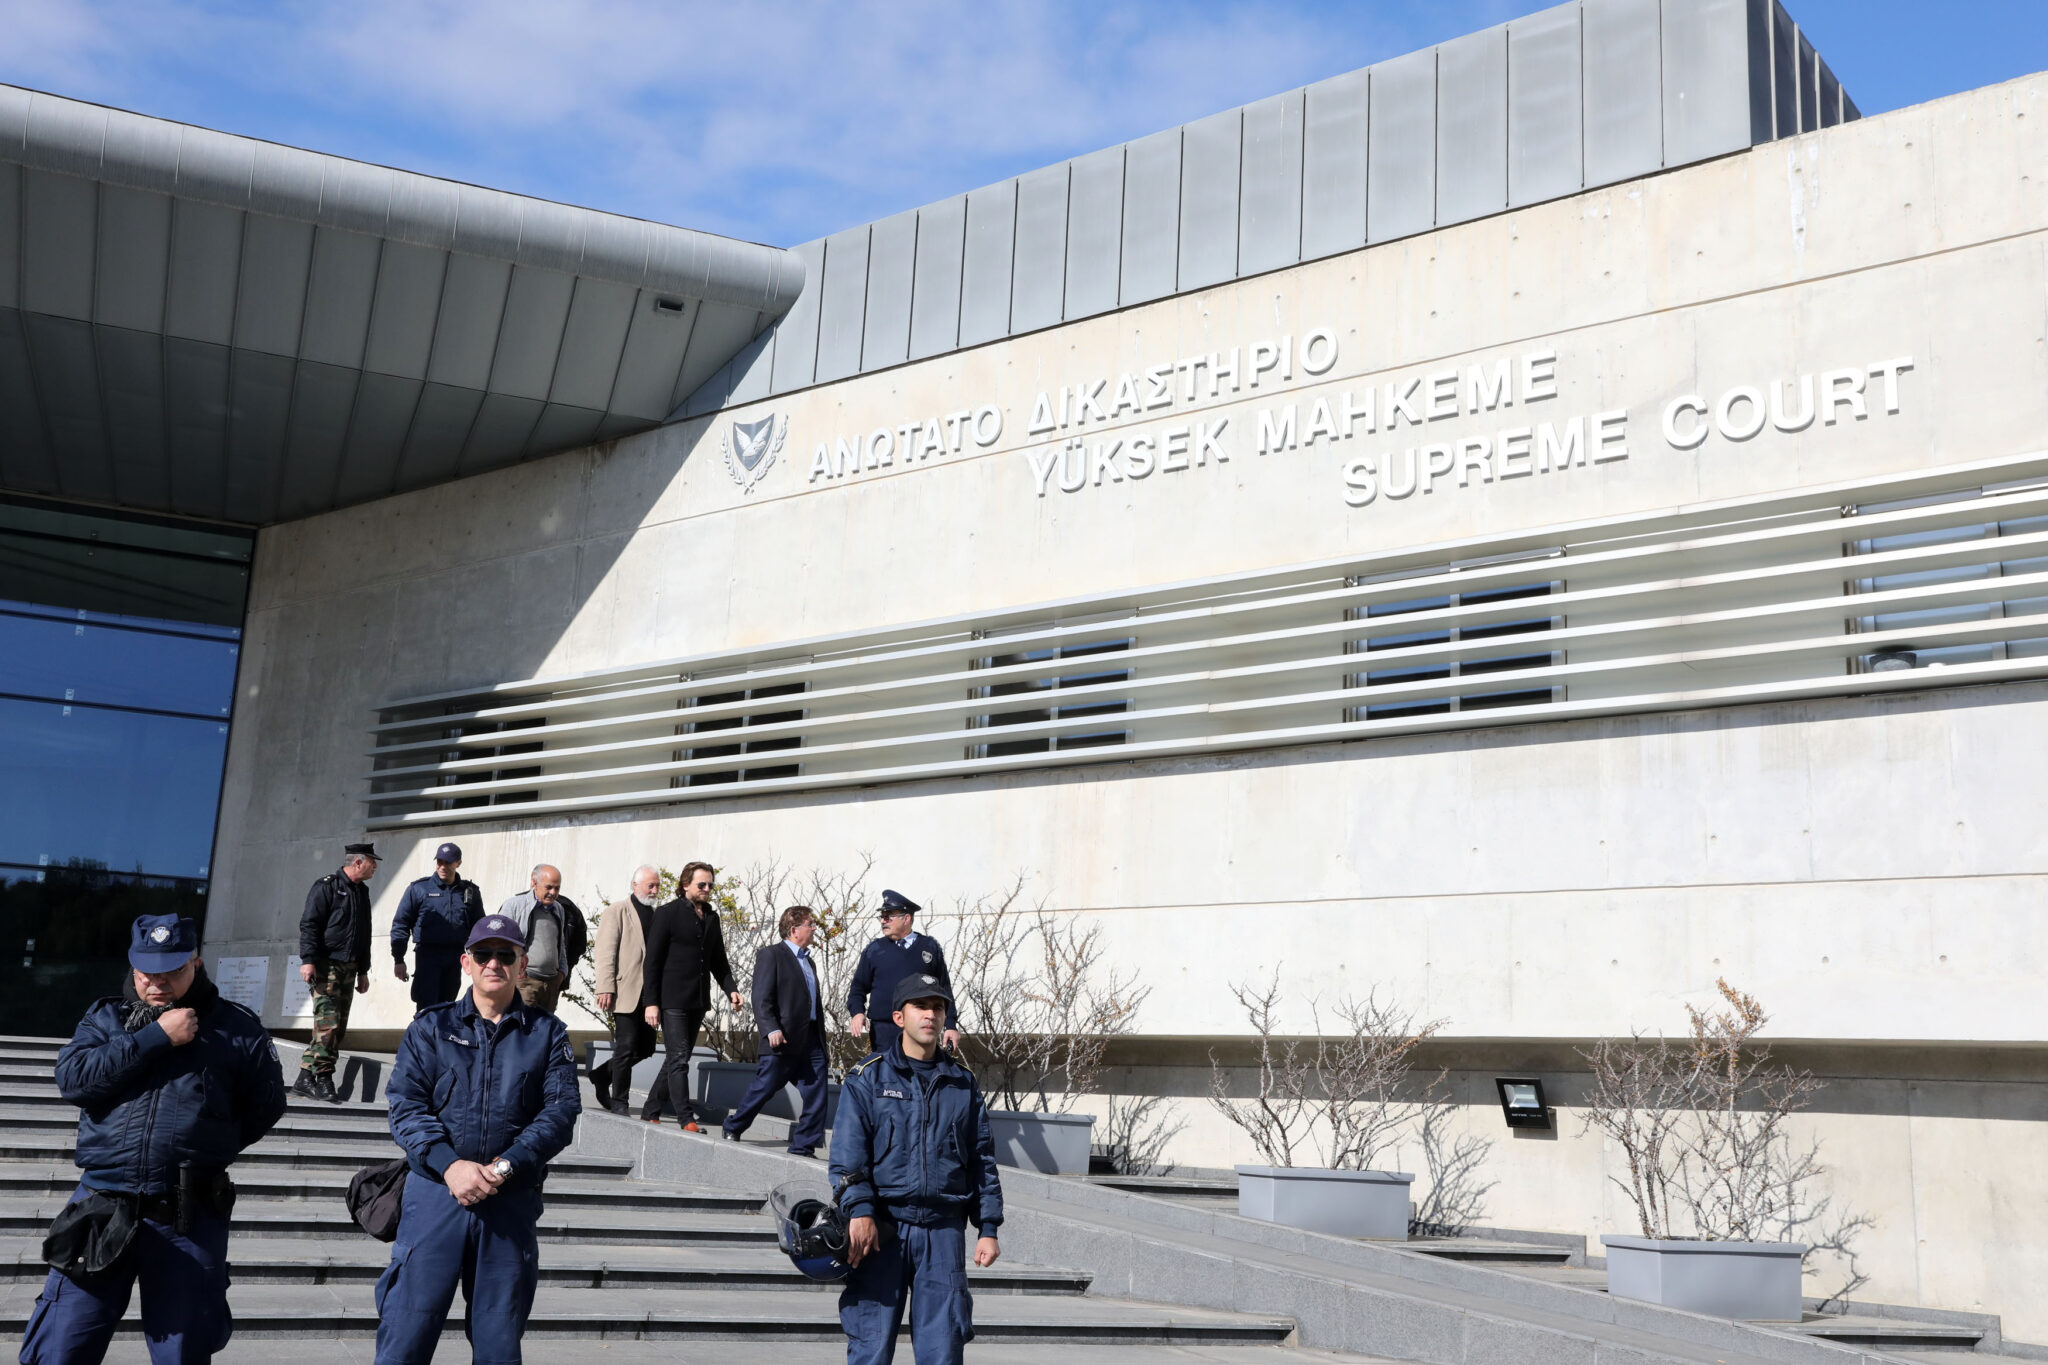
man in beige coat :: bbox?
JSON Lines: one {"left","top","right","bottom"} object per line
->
{"left": 591, "top": 865, "right": 661, "bottom": 1115}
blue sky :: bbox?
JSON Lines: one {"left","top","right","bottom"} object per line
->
{"left": 2, "top": 1, "right": 2043, "bottom": 248}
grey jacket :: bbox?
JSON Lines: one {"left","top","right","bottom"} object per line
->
{"left": 496, "top": 890, "right": 588, "bottom": 980}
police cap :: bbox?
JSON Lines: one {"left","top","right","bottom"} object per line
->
{"left": 434, "top": 842, "right": 462, "bottom": 863}
{"left": 345, "top": 842, "right": 381, "bottom": 862}
{"left": 465, "top": 914, "right": 527, "bottom": 950}
{"left": 129, "top": 914, "right": 199, "bottom": 973}
{"left": 878, "top": 888, "right": 921, "bottom": 918}
{"left": 890, "top": 972, "right": 953, "bottom": 1011}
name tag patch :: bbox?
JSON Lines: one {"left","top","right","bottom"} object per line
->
{"left": 446, "top": 1034, "right": 476, "bottom": 1048}
{"left": 881, "top": 1088, "right": 907, "bottom": 1099}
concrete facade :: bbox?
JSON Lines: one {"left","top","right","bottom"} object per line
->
{"left": 204, "top": 74, "right": 2048, "bottom": 1334}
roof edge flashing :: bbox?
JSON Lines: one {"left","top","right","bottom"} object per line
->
{"left": 0, "top": 83, "right": 805, "bottom": 315}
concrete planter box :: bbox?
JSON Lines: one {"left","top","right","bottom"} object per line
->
{"left": 1601, "top": 1235, "right": 1808, "bottom": 1321}
{"left": 1235, "top": 1165, "right": 1414, "bottom": 1240}
{"left": 989, "top": 1110, "right": 1095, "bottom": 1175}
{"left": 694, "top": 1058, "right": 840, "bottom": 1128}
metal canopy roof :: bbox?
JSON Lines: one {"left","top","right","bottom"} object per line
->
{"left": 0, "top": 84, "right": 805, "bottom": 526}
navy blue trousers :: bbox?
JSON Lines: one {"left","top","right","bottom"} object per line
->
{"left": 839, "top": 1220, "right": 974, "bottom": 1365}
{"left": 18, "top": 1185, "right": 231, "bottom": 1365}
{"left": 408, "top": 951, "right": 465, "bottom": 1015}
{"left": 374, "top": 1171, "right": 540, "bottom": 1364}
{"left": 723, "top": 1041, "right": 828, "bottom": 1153}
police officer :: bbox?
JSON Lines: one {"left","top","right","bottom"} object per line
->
{"left": 375, "top": 913, "right": 580, "bottom": 1363}
{"left": 831, "top": 972, "right": 1003, "bottom": 1365}
{"left": 390, "top": 841, "right": 485, "bottom": 1017}
{"left": 20, "top": 913, "right": 287, "bottom": 1364}
{"left": 294, "top": 842, "right": 378, "bottom": 1101}
{"left": 846, "top": 890, "right": 960, "bottom": 1057}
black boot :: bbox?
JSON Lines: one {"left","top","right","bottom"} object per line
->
{"left": 312, "top": 1073, "right": 340, "bottom": 1103}
{"left": 291, "top": 1069, "right": 317, "bottom": 1099}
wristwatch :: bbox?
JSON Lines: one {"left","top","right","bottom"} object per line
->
{"left": 488, "top": 1157, "right": 514, "bottom": 1180}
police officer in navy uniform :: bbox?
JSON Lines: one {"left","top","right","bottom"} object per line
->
{"left": 831, "top": 972, "right": 1003, "bottom": 1365}
{"left": 390, "top": 842, "right": 485, "bottom": 1017}
{"left": 846, "top": 891, "right": 960, "bottom": 1057}
{"left": 375, "top": 913, "right": 580, "bottom": 1363}
{"left": 20, "top": 913, "right": 287, "bottom": 1365}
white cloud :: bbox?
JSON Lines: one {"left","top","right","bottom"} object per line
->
{"left": 0, "top": 0, "right": 1484, "bottom": 243}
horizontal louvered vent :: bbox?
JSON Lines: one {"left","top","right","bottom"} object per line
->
{"left": 366, "top": 453, "right": 2048, "bottom": 828}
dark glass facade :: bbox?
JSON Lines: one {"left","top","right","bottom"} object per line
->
{"left": 0, "top": 496, "right": 251, "bottom": 1035}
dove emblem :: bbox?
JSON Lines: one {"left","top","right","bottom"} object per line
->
{"left": 722, "top": 413, "right": 786, "bottom": 493}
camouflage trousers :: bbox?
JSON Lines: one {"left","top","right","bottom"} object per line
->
{"left": 304, "top": 959, "right": 359, "bottom": 1076}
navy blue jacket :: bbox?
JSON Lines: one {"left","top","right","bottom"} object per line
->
{"left": 390, "top": 872, "right": 485, "bottom": 956}
{"left": 385, "top": 992, "right": 580, "bottom": 1190}
{"left": 829, "top": 1046, "right": 1002, "bottom": 1235}
{"left": 56, "top": 971, "right": 288, "bottom": 1195}
{"left": 846, "top": 933, "right": 959, "bottom": 1031}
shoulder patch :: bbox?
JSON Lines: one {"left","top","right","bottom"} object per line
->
{"left": 847, "top": 1053, "right": 887, "bottom": 1080}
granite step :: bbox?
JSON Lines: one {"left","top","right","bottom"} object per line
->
{"left": 205, "top": 1344, "right": 1384, "bottom": 1365}
{"left": 0, "top": 1165, "right": 760, "bottom": 1213}
{"left": 0, "top": 1197, "right": 773, "bottom": 1245}
{"left": 0, "top": 1080, "right": 390, "bottom": 1119}
{"left": 0, "top": 1106, "right": 395, "bottom": 1143}
{"left": 0, "top": 1235, "right": 1095, "bottom": 1294}
{"left": 0, "top": 1134, "right": 631, "bottom": 1178}
{"left": 0, "top": 1281, "right": 1296, "bottom": 1343}
{"left": 1399, "top": 1239, "right": 1575, "bottom": 1265}
{"left": 1780, "top": 1315, "right": 1986, "bottom": 1351}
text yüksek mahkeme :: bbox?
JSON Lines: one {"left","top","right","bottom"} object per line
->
{"left": 1015, "top": 337, "right": 1914, "bottom": 504}
{"left": 805, "top": 328, "right": 1341, "bottom": 487}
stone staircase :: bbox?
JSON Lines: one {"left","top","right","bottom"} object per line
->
{"left": 3, "top": 1032, "right": 2037, "bottom": 1365}
{"left": 0, "top": 1035, "right": 1330, "bottom": 1364}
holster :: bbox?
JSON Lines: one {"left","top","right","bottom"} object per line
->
{"left": 42, "top": 1192, "right": 139, "bottom": 1281}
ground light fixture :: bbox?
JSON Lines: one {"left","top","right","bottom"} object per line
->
{"left": 1494, "top": 1077, "right": 1553, "bottom": 1130}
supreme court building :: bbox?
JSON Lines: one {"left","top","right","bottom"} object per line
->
{"left": 5, "top": 0, "right": 2046, "bottom": 1331}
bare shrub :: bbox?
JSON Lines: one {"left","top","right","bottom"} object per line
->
{"left": 931, "top": 878, "right": 1149, "bottom": 1115}
{"left": 1209, "top": 967, "right": 1493, "bottom": 1235}
{"left": 1097, "top": 1093, "right": 1188, "bottom": 1176}
{"left": 1581, "top": 978, "right": 1871, "bottom": 1302}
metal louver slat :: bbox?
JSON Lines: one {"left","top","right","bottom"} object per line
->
{"left": 365, "top": 452, "right": 2048, "bottom": 827}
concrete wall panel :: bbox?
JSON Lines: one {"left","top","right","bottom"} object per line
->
{"left": 959, "top": 180, "right": 1017, "bottom": 347}
{"left": 768, "top": 239, "right": 824, "bottom": 391}
{"left": 1119, "top": 128, "right": 1182, "bottom": 305}
{"left": 908, "top": 196, "right": 966, "bottom": 360}
{"left": 1064, "top": 146, "right": 1124, "bottom": 321}
{"left": 1239, "top": 90, "right": 1304, "bottom": 277}
{"left": 1435, "top": 27, "right": 1508, "bottom": 227}
{"left": 1367, "top": 49, "right": 1437, "bottom": 243}
{"left": 1300, "top": 68, "right": 1369, "bottom": 261}
{"left": 1011, "top": 164, "right": 1069, "bottom": 335}
{"left": 1583, "top": 0, "right": 1665, "bottom": 187}
{"left": 1508, "top": 6, "right": 1584, "bottom": 208}
{"left": 813, "top": 225, "right": 870, "bottom": 384}
{"left": 1177, "top": 108, "right": 1241, "bottom": 290}
{"left": 860, "top": 209, "right": 917, "bottom": 372}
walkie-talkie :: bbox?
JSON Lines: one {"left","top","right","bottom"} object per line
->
{"left": 175, "top": 1162, "right": 195, "bottom": 1236}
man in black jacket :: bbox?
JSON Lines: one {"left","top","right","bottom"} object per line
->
{"left": 640, "top": 861, "right": 743, "bottom": 1129}
{"left": 20, "top": 913, "right": 287, "bottom": 1364}
{"left": 722, "top": 905, "right": 829, "bottom": 1156}
{"left": 294, "top": 841, "right": 378, "bottom": 1101}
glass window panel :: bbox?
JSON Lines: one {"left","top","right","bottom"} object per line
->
{"left": 0, "top": 606, "right": 239, "bottom": 715}
{"left": 0, "top": 697, "right": 230, "bottom": 878}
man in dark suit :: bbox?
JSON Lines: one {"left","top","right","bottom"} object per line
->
{"left": 722, "top": 905, "right": 829, "bottom": 1157}
{"left": 641, "top": 861, "right": 744, "bottom": 1131}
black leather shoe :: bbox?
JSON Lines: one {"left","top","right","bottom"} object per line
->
{"left": 290, "top": 1070, "right": 316, "bottom": 1099}
{"left": 787, "top": 1147, "right": 816, "bottom": 1158}
{"left": 591, "top": 1069, "right": 613, "bottom": 1110}
{"left": 604, "top": 1099, "right": 632, "bottom": 1117}
{"left": 721, "top": 1129, "right": 742, "bottom": 1142}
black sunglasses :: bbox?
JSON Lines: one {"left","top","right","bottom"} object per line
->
{"left": 467, "top": 947, "right": 518, "bottom": 966}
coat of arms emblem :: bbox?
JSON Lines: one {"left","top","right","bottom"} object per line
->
{"left": 722, "top": 413, "right": 786, "bottom": 494}
{"left": 921, "top": 950, "right": 934, "bottom": 965}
